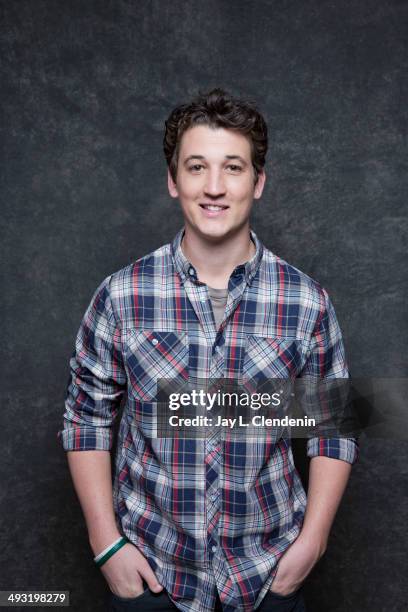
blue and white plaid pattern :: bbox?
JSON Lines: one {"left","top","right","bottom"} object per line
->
{"left": 58, "top": 227, "right": 358, "bottom": 612}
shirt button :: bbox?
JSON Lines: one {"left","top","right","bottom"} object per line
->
{"left": 211, "top": 545, "right": 217, "bottom": 553}
{"left": 151, "top": 338, "right": 159, "bottom": 345}
{"left": 210, "top": 493, "right": 217, "bottom": 501}
{"left": 188, "top": 267, "right": 195, "bottom": 276}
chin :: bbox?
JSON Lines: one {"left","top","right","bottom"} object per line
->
{"left": 197, "top": 226, "right": 231, "bottom": 241}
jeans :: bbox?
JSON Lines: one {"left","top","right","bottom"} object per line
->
{"left": 107, "top": 582, "right": 306, "bottom": 611}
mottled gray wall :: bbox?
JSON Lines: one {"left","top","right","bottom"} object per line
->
{"left": 1, "top": 0, "right": 407, "bottom": 610}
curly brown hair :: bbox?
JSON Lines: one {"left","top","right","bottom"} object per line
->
{"left": 163, "top": 88, "right": 268, "bottom": 185}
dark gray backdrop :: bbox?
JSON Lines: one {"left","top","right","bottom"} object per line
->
{"left": 1, "top": 1, "right": 407, "bottom": 611}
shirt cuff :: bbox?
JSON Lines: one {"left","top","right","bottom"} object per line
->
{"left": 307, "top": 437, "right": 359, "bottom": 465}
{"left": 57, "top": 424, "right": 113, "bottom": 451}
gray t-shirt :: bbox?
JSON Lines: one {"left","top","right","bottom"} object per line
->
{"left": 207, "top": 285, "right": 228, "bottom": 330}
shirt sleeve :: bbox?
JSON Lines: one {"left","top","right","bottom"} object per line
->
{"left": 57, "top": 275, "right": 127, "bottom": 451}
{"left": 300, "top": 286, "right": 359, "bottom": 465}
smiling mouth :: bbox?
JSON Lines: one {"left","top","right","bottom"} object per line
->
{"left": 199, "top": 204, "right": 229, "bottom": 211}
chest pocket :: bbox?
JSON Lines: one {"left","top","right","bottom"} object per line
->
{"left": 243, "top": 335, "right": 308, "bottom": 389}
{"left": 125, "top": 330, "right": 189, "bottom": 402}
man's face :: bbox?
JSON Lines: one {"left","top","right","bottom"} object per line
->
{"left": 167, "top": 125, "right": 266, "bottom": 243}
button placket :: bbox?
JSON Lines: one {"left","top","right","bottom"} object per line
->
{"left": 205, "top": 429, "right": 221, "bottom": 562}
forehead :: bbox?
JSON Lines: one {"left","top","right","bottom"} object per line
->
{"left": 179, "top": 125, "right": 252, "bottom": 159}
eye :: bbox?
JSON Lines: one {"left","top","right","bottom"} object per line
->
{"left": 188, "top": 164, "right": 204, "bottom": 172}
{"left": 227, "top": 164, "right": 243, "bottom": 172}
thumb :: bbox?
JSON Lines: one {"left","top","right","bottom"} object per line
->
{"left": 140, "top": 566, "right": 163, "bottom": 593}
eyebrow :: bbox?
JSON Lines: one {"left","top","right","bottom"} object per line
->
{"left": 183, "top": 155, "right": 248, "bottom": 166}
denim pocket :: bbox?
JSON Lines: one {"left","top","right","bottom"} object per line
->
{"left": 268, "top": 588, "right": 299, "bottom": 599}
{"left": 111, "top": 586, "right": 150, "bottom": 603}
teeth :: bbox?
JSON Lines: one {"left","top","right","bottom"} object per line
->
{"left": 203, "top": 205, "right": 225, "bottom": 211}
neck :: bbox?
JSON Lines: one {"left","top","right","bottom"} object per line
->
{"left": 181, "top": 226, "right": 255, "bottom": 289}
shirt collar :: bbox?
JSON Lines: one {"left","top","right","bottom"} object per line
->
{"left": 170, "top": 226, "right": 264, "bottom": 286}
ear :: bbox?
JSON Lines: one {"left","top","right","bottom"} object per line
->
{"left": 167, "top": 169, "right": 179, "bottom": 198}
{"left": 254, "top": 169, "right": 266, "bottom": 200}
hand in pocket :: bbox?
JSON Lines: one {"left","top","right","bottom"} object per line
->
{"left": 100, "top": 542, "right": 163, "bottom": 599}
{"left": 270, "top": 536, "right": 322, "bottom": 597}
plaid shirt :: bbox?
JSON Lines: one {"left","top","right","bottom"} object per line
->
{"left": 58, "top": 227, "right": 358, "bottom": 612}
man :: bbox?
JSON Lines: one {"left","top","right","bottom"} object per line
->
{"left": 58, "top": 88, "right": 358, "bottom": 612}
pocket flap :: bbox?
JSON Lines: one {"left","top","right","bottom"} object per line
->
{"left": 125, "top": 330, "right": 189, "bottom": 401}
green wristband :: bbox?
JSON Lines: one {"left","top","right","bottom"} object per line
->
{"left": 95, "top": 536, "right": 128, "bottom": 568}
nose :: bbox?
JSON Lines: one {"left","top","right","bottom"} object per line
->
{"left": 203, "top": 168, "right": 226, "bottom": 198}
